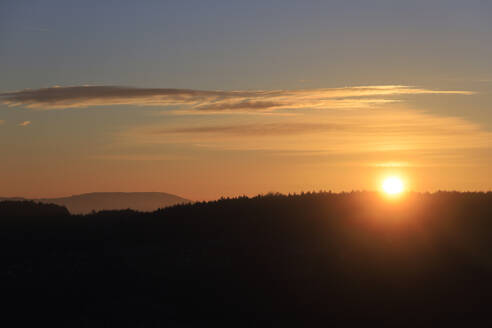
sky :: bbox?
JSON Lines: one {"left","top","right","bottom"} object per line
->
{"left": 1, "top": 0, "right": 491, "bottom": 200}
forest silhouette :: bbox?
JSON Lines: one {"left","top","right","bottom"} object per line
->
{"left": 1, "top": 191, "right": 492, "bottom": 327}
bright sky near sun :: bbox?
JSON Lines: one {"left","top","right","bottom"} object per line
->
{"left": 0, "top": 0, "right": 491, "bottom": 200}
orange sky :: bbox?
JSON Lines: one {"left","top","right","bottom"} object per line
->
{"left": 1, "top": 86, "right": 490, "bottom": 200}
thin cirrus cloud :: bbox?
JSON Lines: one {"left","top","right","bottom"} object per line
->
{"left": 127, "top": 108, "right": 491, "bottom": 156}
{"left": 163, "top": 123, "right": 347, "bottom": 136}
{"left": 0, "top": 85, "right": 473, "bottom": 112}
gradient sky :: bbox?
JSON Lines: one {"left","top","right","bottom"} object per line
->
{"left": 1, "top": 0, "right": 491, "bottom": 200}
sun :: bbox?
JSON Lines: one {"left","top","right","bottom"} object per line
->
{"left": 382, "top": 176, "right": 405, "bottom": 195}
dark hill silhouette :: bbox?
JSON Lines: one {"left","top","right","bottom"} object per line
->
{"left": 1, "top": 192, "right": 190, "bottom": 214}
{"left": 0, "top": 200, "right": 70, "bottom": 217}
{"left": 1, "top": 191, "right": 492, "bottom": 327}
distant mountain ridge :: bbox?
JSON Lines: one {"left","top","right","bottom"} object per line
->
{"left": 0, "top": 192, "right": 190, "bottom": 214}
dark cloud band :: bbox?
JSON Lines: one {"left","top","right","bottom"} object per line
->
{"left": 0, "top": 85, "right": 473, "bottom": 111}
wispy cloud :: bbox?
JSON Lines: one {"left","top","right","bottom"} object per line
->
{"left": 126, "top": 108, "right": 491, "bottom": 155}
{"left": 91, "top": 154, "right": 188, "bottom": 161}
{"left": 18, "top": 121, "right": 31, "bottom": 127}
{"left": 162, "top": 123, "right": 346, "bottom": 136}
{"left": 0, "top": 85, "right": 473, "bottom": 111}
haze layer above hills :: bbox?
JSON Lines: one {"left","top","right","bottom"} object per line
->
{"left": 0, "top": 192, "right": 190, "bottom": 214}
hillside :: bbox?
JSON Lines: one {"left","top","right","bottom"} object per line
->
{"left": 1, "top": 192, "right": 190, "bottom": 214}
{"left": 0, "top": 200, "right": 70, "bottom": 217}
{"left": 1, "top": 191, "right": 492, "bottom": 326}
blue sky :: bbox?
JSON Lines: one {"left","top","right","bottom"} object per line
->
{"left": 2, "top": 0, "right": 491, "bottom": 89}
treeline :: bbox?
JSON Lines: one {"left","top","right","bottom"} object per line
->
{"left": 1, "top": 191, "right": 492, "bottom": 327}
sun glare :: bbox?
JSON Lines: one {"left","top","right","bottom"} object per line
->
{"left": 382, "top": 176, "right": 405, "bottom": 195}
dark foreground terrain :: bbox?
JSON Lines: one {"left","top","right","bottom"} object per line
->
{"left": 1, "top": 192, "right": 492, "bottom": 327}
